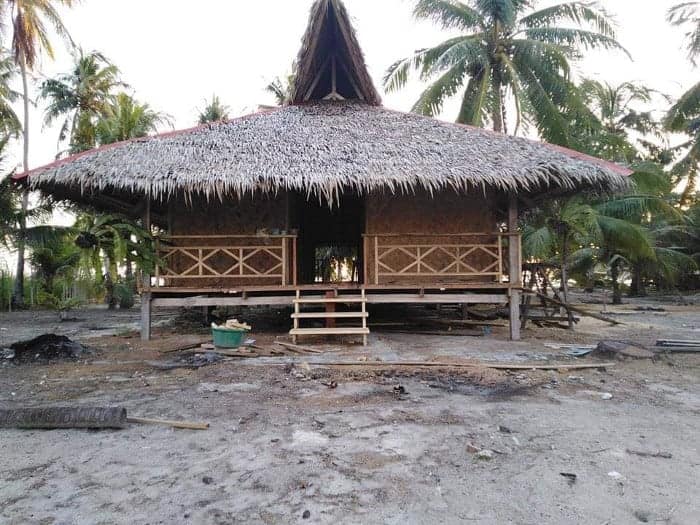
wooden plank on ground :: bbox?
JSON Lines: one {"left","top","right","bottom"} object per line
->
{"left": 275, "top": 341, "right": 324, "bottom": 354}
{"left": 299, "top": 361, "right": 615, "bottom": 371}
{"left": 159, "top": 338, "right": 213, "bottom": 354}
{"left": 127, "top": 417, "right": 209, "bottom": 430}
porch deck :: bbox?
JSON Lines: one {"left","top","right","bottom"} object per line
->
{"left": 141, "top": 222, "right": 523, "bottom": 342}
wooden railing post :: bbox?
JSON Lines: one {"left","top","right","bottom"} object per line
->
{"left": 362, "top": 236, "right": 368, "bottom": 285}
{"left": 374, "top": 235, "right": 379, "bottom": 285}
{"left": 281, "top": 237, "right": 287, "bottom": 286}
{"left": 292, "top": 236, "right": 298, "bottom": 286}
{"left": 497, "top": 234, "right": 504, "bottom": 283}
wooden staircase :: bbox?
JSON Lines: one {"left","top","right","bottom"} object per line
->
{"left": 290, "top": 289, "right": 369, "bottom": 346}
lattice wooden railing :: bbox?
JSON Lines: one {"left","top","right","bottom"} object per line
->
{"left": 152, "top": 235, "right": 297, "bottom": 288}
{"left": 364, "top": 233, "right": 520, "bottom": 285}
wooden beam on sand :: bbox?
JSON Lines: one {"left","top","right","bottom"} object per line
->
{"left": 292, "top": 361, "right": 615, "bottom": 371}
{"left": 127, "top": 417, "right": 209, "bottom": 430}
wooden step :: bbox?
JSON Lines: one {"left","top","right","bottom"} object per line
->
{"left": 289, "top": 327, "right": 370, "bottom": 336}
{"left": 294, "top": 297, "right": 366, "bottom": 304}
{"left": 291, "top": 312, "right": 369, "bottom": 319}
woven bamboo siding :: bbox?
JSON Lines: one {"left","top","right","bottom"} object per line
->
{"left": 163, "top": 194, "right": 292, "bottom": 288}
{"left": 365, "top": 190, "right": 498, "bottom": 285}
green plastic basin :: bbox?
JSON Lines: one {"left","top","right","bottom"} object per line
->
{"left": 211, "top": 327, "right": 247, "bottom": 348}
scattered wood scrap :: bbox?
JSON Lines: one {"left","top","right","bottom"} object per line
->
{"left": 626, "top": 449, "right": 672, "bottom": 459}
{"left": 275, "top": 341, "right": 324, "bottom": 354}
{"left": 411, "top": 317, "right": 506, "bottom": 328}
{"left": 596, "top": 341, "right": 655, "bottom": 359}
{"left": 544, "top": 344, "right": 596, "bottom": 350}
{"left": 534, "top": 293, "right": 621, "bottom": 325}
{"left": 386, "top": 329, "right": 483, "bottom": 337}
{"left": 656, "top": 339, "right": 700, "bottom": 352}
{"left": 521, "top": 265, "right": 576, "bottom": 329}
{"left": 160, "top": 338, "right": 214, "bottom": 354}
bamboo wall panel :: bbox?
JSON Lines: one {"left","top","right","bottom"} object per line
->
{"left": 166, "top": 193, "right": 292, "bottom": 287}
{"left": 365, "top": 190, "right": 497, "bottom": 285}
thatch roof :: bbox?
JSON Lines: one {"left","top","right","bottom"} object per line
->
{"left": 14, "top": 0, "right": 631, "bottom": 210}
{"left": 289, "top": 0, "right": 381, "bottom": 105}
{"left": 16, "top": 101, "right": 631, "bottom": 205}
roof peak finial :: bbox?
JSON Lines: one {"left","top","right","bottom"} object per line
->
{"left": 289, "top": 0, "right": 381, "bottom": 105}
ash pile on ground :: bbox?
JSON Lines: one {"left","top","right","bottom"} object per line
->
{"left": 177, "top": 352, "right": 224, "bottom": 368}
{"left": 1, "top": 334, "right": 90, "bottom": 364}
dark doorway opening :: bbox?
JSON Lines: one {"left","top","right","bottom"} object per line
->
{"left": 293, "top": 193, "right": 364, "bottom": 285}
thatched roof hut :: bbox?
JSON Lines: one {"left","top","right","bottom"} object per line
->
{"left": 14, "top": 0, "right": 631, "bottom": 213}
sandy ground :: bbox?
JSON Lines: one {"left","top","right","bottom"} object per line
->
{"left": 1, "top": 295, "right": 699, "bottom": 525}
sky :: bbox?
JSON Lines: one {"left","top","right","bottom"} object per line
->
{"left": 0, "top": 0, "right": 697, "bottom": 269}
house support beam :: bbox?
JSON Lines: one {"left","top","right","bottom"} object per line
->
{"left": 151, "top": 293, "right": 508, "bottom": 309}
{"left": 141, "top": 198, "right": 152, "bottom": 341}
{"left": 508, "top": 195, "right": 521, "bottom": 341}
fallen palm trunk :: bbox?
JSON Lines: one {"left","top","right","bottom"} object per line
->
{"left": 0, "top": 407, "right": 209, "bottom": 431}
{"left": 0, "top": 407, "right": 127, "bottom": 429}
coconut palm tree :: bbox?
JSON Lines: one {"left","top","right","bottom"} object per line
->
{"left": 95, "top": 92, "right": 171, "bottom": 145}
{"left": 384, "top": 0, "right": 626, "bottom": 143}
{"left": 5, "top": 0, "right": 77, "bottom": 308}
{"left": 666, "top": 3, "right": 700, "bottom": 203}
{"left": 197, "top": 94, "right": 230, "bottom": 124}
{"left": 575, "top": 79, "right": 665, "bottom": 164}
{"left": 0, "top": 55, "right": 21, "bottom": 137}
{"left": 523, "top": 167, "right": 688, "bottom": 303}
{"left": 265, "top": 74, "right": 294, "bottom": 106}
{"left": 40, "top": 49, "right": 123, "bottom": 154}
{"left": 72, "top": 212, "right": 156, "bottom": 308}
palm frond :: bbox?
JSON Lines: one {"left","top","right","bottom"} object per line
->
{"left": 667, "top": 1, "right": 700, "bottom": 64}
{"left": 520, "top": 1, "right": 617, "bottom": 37}
{"left": 411, "top": 60, "right": 470, "bottom": 116}
{"left": 522, "top": 27, "right": 630, "bottom": 57}
{"left": 666, "top": 81, "right": 700, "bottom": 131}
{"left": 413, "top": 0, "right": 485, "bottom": 30}
{"left": 455, "top": 64, "right": 491, "bottom": 125}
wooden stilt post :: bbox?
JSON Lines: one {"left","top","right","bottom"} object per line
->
{"left": 325, "top": 290, "right": 336, "bottom": 329}
{"left": 508, "top": 194, "right": 521, "bottom": 341}
{"left": 141, "top": 292, "right": 152, "bottom": 341}
{"left": 141, "top": 198, "right": 152, "bottom": 341}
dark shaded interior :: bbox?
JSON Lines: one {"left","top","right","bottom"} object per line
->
{"left": 292, "top": 192, "right": 364, "bottom": 284}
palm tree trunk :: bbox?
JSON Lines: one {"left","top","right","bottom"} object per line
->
{"left": 492, "top": 73, "right": 503, "bottom": 133}
{"left": 103, "top": 254, "right": 117, "bottom": 309}
{"left": 611, "top": 259, "right": 622, "bottom": 305}
{"left": 630, "top": 263, "right": 646, "bottom": 297}
{"left": 12, "top": 55, "right": 30, "bottom": 309}
{"left": 560, "top": 234, "right": 570, "bottom": 304}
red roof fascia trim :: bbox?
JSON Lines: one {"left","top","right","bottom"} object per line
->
{"left": 12, "top": 105, "right": 283, "bottom": 182}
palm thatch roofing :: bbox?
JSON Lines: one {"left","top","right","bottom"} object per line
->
{"left": 14, "top": 0, "right": 631, "bottom": 209}
{"left": 17, "top": 101, "right": 631, "bottom": 203}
